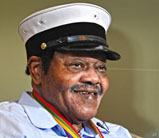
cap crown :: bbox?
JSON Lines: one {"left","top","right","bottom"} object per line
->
{"left": 18, "top": 3, "right": 111, "bottom": 43}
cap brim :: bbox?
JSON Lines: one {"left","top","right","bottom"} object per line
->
{"left": 55, "top": 43, "right": 120, "bottom": 60}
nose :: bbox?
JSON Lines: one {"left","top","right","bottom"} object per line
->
{"left": 79, "top": 68, "right": 100, "bottom": 85}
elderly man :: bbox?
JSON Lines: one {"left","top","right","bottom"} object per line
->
{"left": 0, "top": 3, "right": 132, "bottom": 138}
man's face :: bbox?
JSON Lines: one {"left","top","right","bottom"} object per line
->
{"left": 40, "top": 51, "right": 109, "bottom": 124}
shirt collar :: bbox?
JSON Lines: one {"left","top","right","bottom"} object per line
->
{"left": 79, "top": 118, "right": 109, "bottom": 137}
{"left": 91, "top": 118, "right": 110, "bottom": 134}
{"left": 18, "top": 92, "right": 59, "bottom": 129}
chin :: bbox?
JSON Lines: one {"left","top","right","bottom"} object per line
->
{"left": 72, "top": 109, "right": 98, "bottom": 123}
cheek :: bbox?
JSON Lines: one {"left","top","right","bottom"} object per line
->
{"left": 49, "top": 67, "right": 69, "bottom": 92}
{"left": 101, "top": 76, "right": 109, "bottom": 93}
{"left": 50, "top": 71, "right": 81, "bottom": 94}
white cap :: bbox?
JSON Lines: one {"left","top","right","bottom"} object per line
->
{"left": 18, "top": 3, "right": 111, "bottom": 43}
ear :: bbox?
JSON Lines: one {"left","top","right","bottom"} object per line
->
{"left": 27, "top": 56, "right": 42, "bottom": 85}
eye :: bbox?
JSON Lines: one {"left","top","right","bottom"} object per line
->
{"left": 72, "top": 63, "right": 82, "bottom": 68}
{"left": 67, "top": 62, "right": 84, "bottom": 73}
{"left": 97, "top": 64, "right": 107, "bottom": 73}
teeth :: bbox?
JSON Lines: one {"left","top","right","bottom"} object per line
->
{"left": 77, "top": 91, "right": 96, "bottom": 95}
{"left": 82, "top": 92, "right": 87, "bottom": 94}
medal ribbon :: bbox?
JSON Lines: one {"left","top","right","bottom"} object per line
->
{"left": 31, "top": 90, "right": 104, "bottom": 138}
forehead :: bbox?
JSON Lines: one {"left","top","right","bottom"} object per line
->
{"left": 53, "top": 51, "right": 107, "bottom": 62}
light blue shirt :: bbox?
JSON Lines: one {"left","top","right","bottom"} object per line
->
{"left": 0, "top": 92, "right": 132, "bottom": 138}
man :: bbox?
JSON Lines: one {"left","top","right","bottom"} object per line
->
{"left": 0, "top": 3, "right": 132, "bottom": 138}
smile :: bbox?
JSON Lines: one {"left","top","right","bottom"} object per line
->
{"left": 70, "top": 84, "right": 102, "bottom": 96}
{"left": 76, "top": 91, "right": 98, "bottom": 96}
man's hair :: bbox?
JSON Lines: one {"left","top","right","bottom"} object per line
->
{"left": 26, "top": 50, "right": 55, "bottom": 75}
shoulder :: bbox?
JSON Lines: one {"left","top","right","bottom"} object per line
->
{"left": 0, "top": 101, "right": 36, "bottom": 137}
{"left": 0, "top": 101, "right": 29, "bottom": 124}
{"left": 0, "top": 101, "right": 24, "bottom": 114}
{"left": 92, "top": 117, "right": 132, "bottom": 138}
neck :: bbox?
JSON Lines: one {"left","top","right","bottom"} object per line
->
{"left": 72, "top": 123, "right": 83, "bottom": 132}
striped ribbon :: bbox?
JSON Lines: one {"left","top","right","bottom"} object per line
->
{"left": 31, "top": 90, "right": 104, "bottom": 138}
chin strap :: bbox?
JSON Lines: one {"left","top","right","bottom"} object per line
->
{"left": 31, "top": 90, "right": 104, "bottom": 138}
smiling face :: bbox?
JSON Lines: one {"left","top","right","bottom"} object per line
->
{"left": 37, "top": 51, "right": 109, "bottom": 124}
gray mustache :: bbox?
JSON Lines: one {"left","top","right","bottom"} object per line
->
{"left": 70, "top": 83, "right": 102, "bottom": 95}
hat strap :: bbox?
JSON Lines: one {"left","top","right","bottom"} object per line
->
{"left": 41, "top": 35, "right": 107, "bottom": 50}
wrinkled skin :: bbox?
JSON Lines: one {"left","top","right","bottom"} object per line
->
{"left": 30, "top": 51, "right": 109, "bottom": 131}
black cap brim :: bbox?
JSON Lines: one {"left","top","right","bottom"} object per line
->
{"left": 55, "top": 43, "right": 120, "bottom": 60}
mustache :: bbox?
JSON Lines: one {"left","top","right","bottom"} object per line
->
{"left": 70, "top": 83, "right": 102, "bottom": 95}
